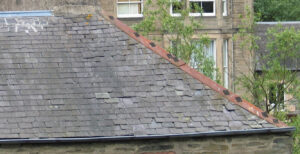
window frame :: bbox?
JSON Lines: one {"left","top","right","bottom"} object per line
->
{"left": 117, "top": 0, "right": 144, "bottom": 18}
{"left": 189, "top": 0, "right": 216, "bottom": 17}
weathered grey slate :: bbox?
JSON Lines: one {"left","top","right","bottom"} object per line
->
{"left": 0, "top": 14, "right": 274, "bottom": 139}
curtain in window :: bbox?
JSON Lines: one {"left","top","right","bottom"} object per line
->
{"left": 117, "top": 0, "right": 142, "bottom": 16}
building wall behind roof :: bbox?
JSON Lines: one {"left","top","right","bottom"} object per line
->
{"left": 0, "top": 133, "right": 293, "bottom": 154}
{"left": 97, "top": 0, "right": 253, "bottom": 93}
{"left": 0, "top": 0, "right": 100, "bottom": 11}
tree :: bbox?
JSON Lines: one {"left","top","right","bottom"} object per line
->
{"left": 133, "top": 0, "right": 220, "bottom": 82}
{"left": 235, "top": 9, "right": 300, "bottom": 152}
{"left": 235, "top": 9, "right": 300, "bottom": 114}
{"left": 254, "top": 0, "right": 300, "bottom": 21}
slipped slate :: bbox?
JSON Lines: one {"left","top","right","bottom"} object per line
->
{"left": 0, "top": 14, "right": 275, "bottom": 139}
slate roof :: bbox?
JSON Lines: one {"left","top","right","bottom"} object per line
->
{"left": 0, "top": 11, "right": 286, "bottom": 139}
{"left": 255, "top": 22, "right": 300, "bottom": 71}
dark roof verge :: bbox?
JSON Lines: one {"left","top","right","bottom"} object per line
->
{"left": 0, "top": 127, "right": 294, "bottom": 144}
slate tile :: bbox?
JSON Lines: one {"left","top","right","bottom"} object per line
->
{"left": 0, "top": 14, "right": 275, "bottom": 139}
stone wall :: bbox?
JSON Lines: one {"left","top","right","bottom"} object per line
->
{"left": 0, "top": 133, "right": 293, "bottom": 154}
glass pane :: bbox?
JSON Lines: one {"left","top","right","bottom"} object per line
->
{"left": 118, "top": 4, "right": 130, "bottom": 15}
{"left": 129, "top": 3, "right": 140, "bottom": 14}
{"left": 202, "top": 2, "right": 214, "bottom": 13}
{"left": 172, "top": 1, "right": 183, "bottom": 14}
{"left": 190, "top": 41, "right": 202, "bottom": 69}
{"left": 224, "top": 68, "right": 228, "bottom": 88}
{"left": 223, "top": 40, "right": 228, "bottom": 66}
{"left": 172, "top": 2, "right": 183, "bottom": 14}
{"left": 204, "top": 41, "right": 214, "bottom": 60}
{"left": 222, "top": 0, "right": 227, "bottom": 15}
{"left": 190, "top": 2, "right": 202, "bottom": 13}
{"left": 118, "top": 0, "right": 142, "bottom": 2}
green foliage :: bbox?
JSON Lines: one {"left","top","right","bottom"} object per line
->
{"left": 133, "top": 0, "right": 219, "bottom": 81}
{"left": 290, "top": 116, "right": 300, "bottom": 153}
{"left": 235, "top": 8, "right": 300, "bottom": 113}
{"left": 254, "top": 0, "right": 300, "bottom": 21}
{"left": 237, "top": 7, "right": 300, "bottom": 152}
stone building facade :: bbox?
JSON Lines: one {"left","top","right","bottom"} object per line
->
{"left": 97, "top": 0, "right": 253, "bottom": 92}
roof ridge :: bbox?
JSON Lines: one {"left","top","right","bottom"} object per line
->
{"left": 101, "top": 11, "right": 287, "bottom": 128}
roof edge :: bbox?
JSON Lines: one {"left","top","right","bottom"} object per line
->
{"left": 100, "top": 11, "right": 289, "bottom": 128}
{"left": 0, "top": 127, "right": 294, "bottom": 144}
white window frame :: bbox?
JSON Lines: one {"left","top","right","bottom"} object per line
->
{"left": 170, "top": 0, "right": 182, "bottom": 17}
{"left": 189, "top": 0, "right": 215, "bottom": 17}
{"left": 223, "top": 39, "right": 229, "bottom": 88}
{"left": 222, "top": 0, "right": 227, "bottom": 16}
{"left": 117, "top": 0, "right": 143, "bottom": 18}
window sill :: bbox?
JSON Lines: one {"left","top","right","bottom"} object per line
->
{"left": 189, "top": 13, "right": 216, "bottom": 17}
{"left": 117, "top": 14, "right": 143, "bottom": 18}
{"left": 171, "top": 13, "right": 181, "bottom": 17}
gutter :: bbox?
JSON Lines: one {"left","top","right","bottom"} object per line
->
{"left": 0, "top": 127, "right": 295, "bottom": 144}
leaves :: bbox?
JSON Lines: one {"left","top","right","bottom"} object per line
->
{"left": 235, "top": 9, "right": 300, "bottom": 113}
{"left": 254, "top": 0, "right": 300, "bottom": 21}
{"left": 133, "top": 0, "right": 219, "bottom": 81}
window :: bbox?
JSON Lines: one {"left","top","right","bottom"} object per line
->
{"left": 117, "top": 0, "right": 143, "bottom": 18}
{"left": 222, "top": 0, "right": 227, "bottom": 16}
{"left": 269, "top": 84, "right": 285, "bottom": 110}
{"left": 223, "top": 39, "right": 229, "bottom": 88}
{"left": 190, "top": 40, "right": 216, "bottom": 75}
{"left": 204, "top": 40, "right": 216, "bottom": 67}
{"left": 189, "top": 0, "right": 215, "bottom": 16}
{"left": 170, "top": 0, "right": 183, "bottom": 16}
